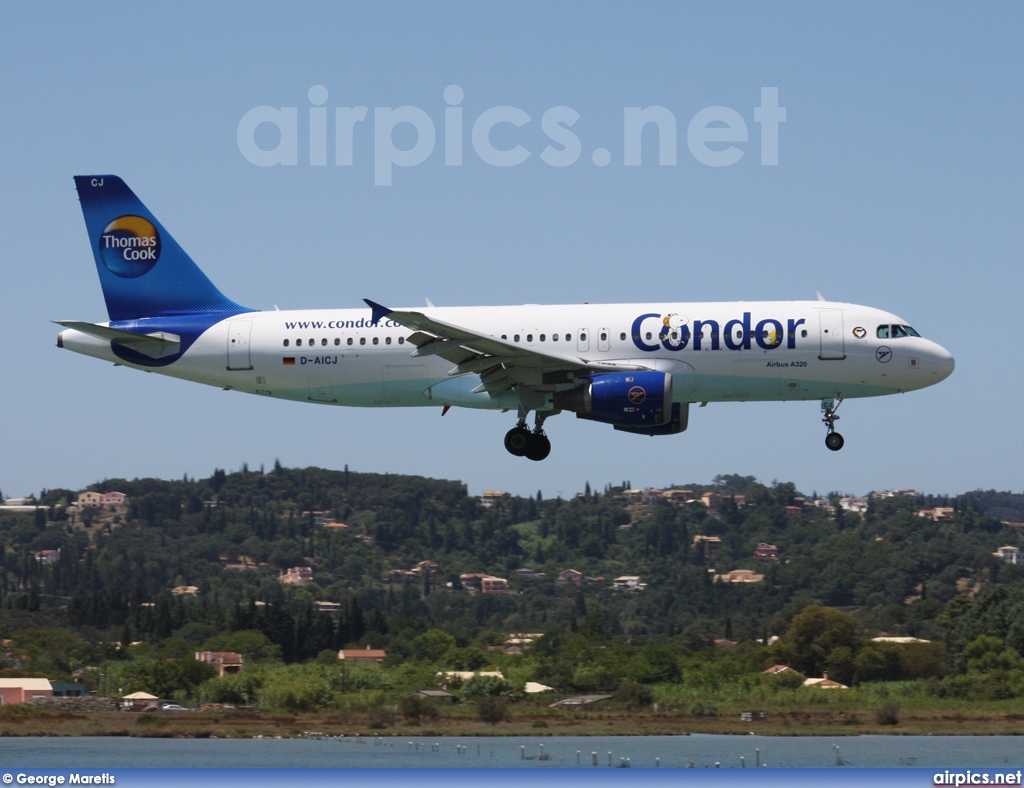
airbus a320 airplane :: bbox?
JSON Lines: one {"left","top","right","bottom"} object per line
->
{"left": 57, "top": 176, "right": 954, "bottom": 461}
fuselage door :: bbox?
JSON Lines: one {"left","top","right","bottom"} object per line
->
{"left": 227, "top": 320, "right": 253, "bottom": 370}
{"left": 818, "top": 310, "right": 846, "bottom": 360}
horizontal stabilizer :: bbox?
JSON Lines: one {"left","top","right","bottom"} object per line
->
{"left": 54, "top": 321, "right": 181, "bottom": 359}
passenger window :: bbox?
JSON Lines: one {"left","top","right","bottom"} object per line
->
{"left": 514, "top": 334, "right": 520, "bottom": 342}
{"left": 801, "top": 330, "right": 807, "bottom": 338}
{"left": 347, "top": 338, "right": 353, "bottom": 346}
{"left": 385, "top": 336, "right": 392, "bottom": 345}
{"left": 308, "top": 338, "right": 314, "bottom": 346}
{"left": 539, "top": 334, "right": 546, "bottom": 342}
{"left": 359, "top": 338, "right": 366, "bottom": 345}
{"left": 321, "top": 338, "right": 327, "bottom": 346}
{"left": 620, "top": 332, "right": 626, "bottom": 341}
{"left": 372, "top": 337, "right": 379, "bottom": 345}
{"left": 527, "top": 334, "right": 533, "bottom": 342}
{"left": 501, "top": 334, "right": 507, "bottom": 340}
{"left": 334, "top": 338, "right": 340, "bottom": 346}
{"left": 552, "top": 334, "right": 558, "bottom": 341}
{"left": 580, "top": 333, "right": 587, "bottom": 342}
{"left": 283, "top": 339, "right": 289, "bottom": 347}
{"left": 398, "top": 337, "right": 405, "bottom": 344}
{"left": 565, "top": 334, "right": 571, "bottom": 341}
{"left": 296, "top": 339, "right": 303, "bottom": 347}
{"left": 646, "top": 332, "right": 653, "bottom": 340}
{"left": 600, "top": 332, "right": 607, "bottom": 341}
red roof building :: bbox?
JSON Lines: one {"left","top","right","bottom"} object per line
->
{"left": 338, "top": 648, "right": 387, "bottom": 663}
{"left": 195, "top": 651, "right": 245, "bottom": 677}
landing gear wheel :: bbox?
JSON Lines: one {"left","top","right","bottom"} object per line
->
{"left": 820, "top": 397, "right": 845, "bottom": 452}
{"left": 525, "top": 433, "right": 551, "bottom": 461}
{"left": 504, "top": 426, "right": 531, "bottom": 456}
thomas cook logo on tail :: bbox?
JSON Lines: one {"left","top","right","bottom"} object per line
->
{"left": 99, "top": 215, "right": 161, "bottom": 278}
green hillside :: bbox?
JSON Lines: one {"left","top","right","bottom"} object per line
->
{"left": 3, "top": 465, "right": 1024, "bottom": 713}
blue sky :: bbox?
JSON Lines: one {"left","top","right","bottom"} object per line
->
{"left": 1, "top": 2, "right": 1020, "bottom": 500}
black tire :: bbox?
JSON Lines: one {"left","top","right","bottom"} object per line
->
{"left": 504, "top": 427, "right": 531, "bottom": 456}
{"left": 525, "top": 434, "right": 551, "bottom": 461}
{"left": 825, "top": 432, "right": 845, "bottom": 451}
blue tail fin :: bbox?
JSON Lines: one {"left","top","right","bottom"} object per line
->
{"left": 74, "top": 176, "right": 251, "bottom": 321}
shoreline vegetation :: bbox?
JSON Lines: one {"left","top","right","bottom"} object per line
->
{"left": 4, "top": 704, "right": 1024, "bottom": 739}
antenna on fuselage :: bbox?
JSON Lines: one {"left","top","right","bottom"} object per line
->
{"left": 816, "top": 291, "right": 826, "bottom": 302}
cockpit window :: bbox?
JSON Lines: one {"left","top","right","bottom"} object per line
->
{"left": 878, "top": 324, "right": 921, "bottom": 339}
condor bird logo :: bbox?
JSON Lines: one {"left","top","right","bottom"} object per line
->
{"left": 99, "top": 215, "right": 161, "bottom": 278}
{"left": 628, "top": 386, "right": 647, "bottom": 405}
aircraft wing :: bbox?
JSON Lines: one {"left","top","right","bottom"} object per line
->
{"left": 364, "top": 299, "right": 650, "bottom": 397}
{"left": 53, "top": 321, "right": 181, "bottom": 360}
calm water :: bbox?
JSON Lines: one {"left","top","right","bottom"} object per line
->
{"left": 1, "top": 735, "right": 1021, "bottom": 768}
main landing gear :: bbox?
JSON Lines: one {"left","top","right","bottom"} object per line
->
{"left": 822, "top": 397, "right": 845, "bottom": 451}
{"left": 504, "top": 416, "right": 552, "bottom": 461}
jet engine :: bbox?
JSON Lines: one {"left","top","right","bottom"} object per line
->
{"left": 556, "top": 371, "right": 686, "bottom": 434}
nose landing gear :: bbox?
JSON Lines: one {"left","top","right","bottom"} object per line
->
{"left": 822, "top": 397, "right": 844, "bottom": 451}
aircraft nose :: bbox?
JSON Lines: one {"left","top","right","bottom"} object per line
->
{"left": 931, "top": 344, "right": 955, "bottom": 383}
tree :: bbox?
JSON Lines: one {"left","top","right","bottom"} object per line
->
{"left": 400, "top": 694, "right": 441, "bottom": 721}
{"left": 965, "top": 636, "right": 1024, "bottom": 675}
{"left": 777, "top": 605, "right": 860, "bottom": 677}
{"left": 10, "top": 628, "right": 94, "bottom": 677}
{"left": 258, "top": 665, "right": 333, "bottom": 712}
{"left": 614, "top": 680, "right": 653, "bottom": 710}
{"left": 627, "top": 646, "right": 680, "bottom": 684}
{"left": 411, "top": 629, "right": 456, "bottom": 663}
{"left": 461, "top": 675, "right": 515, "bottom": 699}
{"left": 475, "top": 695, "right": 507, "bottom": 724}
{"left": 201, "top": 630, "right": 282, "bottom": 662}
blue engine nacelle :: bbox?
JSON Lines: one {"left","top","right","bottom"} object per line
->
{"left": 614, "top": 401, "right": 689, "bottom": 436}
{"left": 575, "top": 370, "right": 674, "bottom": 428}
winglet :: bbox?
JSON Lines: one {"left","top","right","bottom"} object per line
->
{"left": 363, "top": 299, "right": 392, "bottom": 326}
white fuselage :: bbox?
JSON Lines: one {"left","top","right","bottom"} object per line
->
{"left": 58, "top": 300, "right": 955, "bottom": 412}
